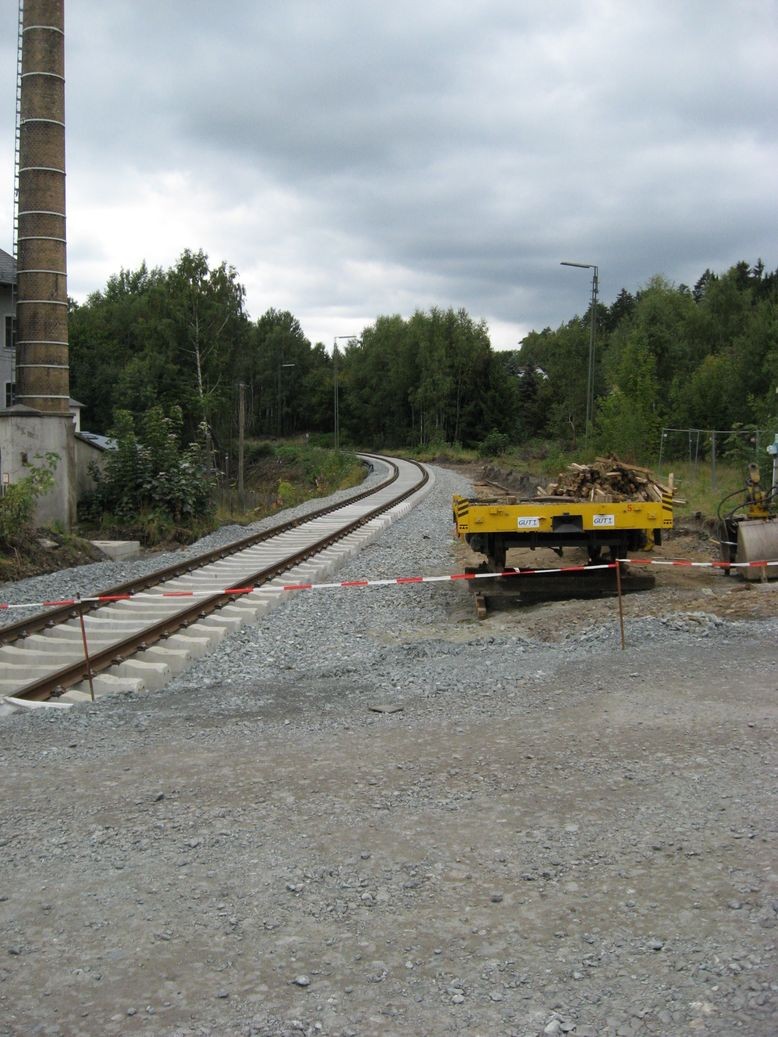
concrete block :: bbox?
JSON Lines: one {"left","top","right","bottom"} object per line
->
{"left": 90, "top": 540, "right": 142, "bottom": 561}
{"left": 74, "top": 673, "right": 144, "bottom": 697}
{"left": 112, "top": 659, "right": 171, "bottom": 691}
{"left": 3, "top": 695, "right": 73, "bottom": 710}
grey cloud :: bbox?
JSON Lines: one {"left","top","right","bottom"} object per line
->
{"left": 0, "top": 0, "right": 776, "bottom": 347}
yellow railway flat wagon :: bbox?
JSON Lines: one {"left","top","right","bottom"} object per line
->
{"left": 453, "top": 493, "right": 673, "bottom": 571}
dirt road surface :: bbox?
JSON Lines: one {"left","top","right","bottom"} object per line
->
{"left": 1, "top": 496, "right": 776, "bottom": 1036}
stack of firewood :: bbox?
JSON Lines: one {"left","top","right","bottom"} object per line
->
{"left": 536, "top": 455, "right": 673, "bottom": 503}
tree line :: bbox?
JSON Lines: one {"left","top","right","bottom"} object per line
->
{"left": 69, "top": 252, "right": 778, "bottom": 461}
{"left": 516, "top": 261, "right": 778, "bottom": 458}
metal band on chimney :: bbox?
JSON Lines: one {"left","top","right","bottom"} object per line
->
{"left": 23, "top": 24, "right": 65, "bottom": 34}
{"left": 15, "top": 395, "right": 70, "bottom": 401}
{"left": 21, "top": 118, "right": 65, "bottom": 127}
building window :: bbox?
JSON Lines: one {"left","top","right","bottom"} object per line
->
{"left": 4, "top": 382, "right": 14, "bottom": 408}
{"left": 4, "top": 314, "right": 13, "bottom": 350}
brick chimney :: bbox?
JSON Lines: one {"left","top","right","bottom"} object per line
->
{"left": 15, "top": 0, "right": 69, "bottom": 414}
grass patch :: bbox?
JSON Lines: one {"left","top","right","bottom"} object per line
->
{"left": 217, "top": 442, "right": 365, "bottom": 523}
{"left": 654, "top": 460, "right": 751, "bottom": 522}
{"left": 383, "top": 443, "right": 479, "bottom": 464}
{"left": 0, "top": 529, "right": 105, "bottom": 583}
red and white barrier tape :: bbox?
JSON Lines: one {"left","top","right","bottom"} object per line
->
{"left": 1, "top": 557, "right": 776, "bottom": 612}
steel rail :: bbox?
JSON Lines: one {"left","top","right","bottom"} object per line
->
{"left": 0, "top": 453, "right": 399, "bottom": 646}
{"left": 6, "top": 456, "right": 429, "bottom": 702}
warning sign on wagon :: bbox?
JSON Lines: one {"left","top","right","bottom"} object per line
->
{"left": 592, "top": 513, "right": 616, "bottom": 527}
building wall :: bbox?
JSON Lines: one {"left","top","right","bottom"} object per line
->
{"left": 0, "top": 411, "right": 75, "bottom": 526}
{"left": 0, "top": 280, "right": 12, "bottom": 346}
{"left": 0, "top": 357, "right": 13, "bottom": 409}
{"left": 0, "top": 280, "right": 13, "bottom": 408}
{"left": 74, "top": 436, "right": 107, "bottom": 498}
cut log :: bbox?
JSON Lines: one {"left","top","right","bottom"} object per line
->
{"left": 536, "top": 454, "right": 672, "bottom": 506}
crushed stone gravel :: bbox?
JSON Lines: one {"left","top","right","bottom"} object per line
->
{"left": 0, "top": 464, "right": 776, "bottom": 1036}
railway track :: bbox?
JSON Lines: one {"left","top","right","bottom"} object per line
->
{"left": 0, "top": 455, "right": 431, "bottom": 707}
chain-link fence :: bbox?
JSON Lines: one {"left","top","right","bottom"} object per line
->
{"left": 658, "top": 426, "right": 777, "bottom": 490}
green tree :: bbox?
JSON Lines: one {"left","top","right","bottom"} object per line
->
{"left": 595, "top": 340, "right": 660, "bottom": 459}
{"left": 164, "top": 250, "right": 249, "bottom": 448}
{"left": 344, "top": 316, "right": 414, "bottom": 445}
{"left": 519, "top": 320, "right": 592, "bottom": 445}
{"left": 407, "top": 308, "right": 455, "bottom": 445}
{"left": 339, "top": 307, "right": 512, "bottom": 448}
{"left": 81, "top": 406, "right": 216, "bottom": 539}
{"left": 498, "top": 352, "right": 553, "bottom": 440}
{"left": 70, "top": 252, "right": 250, "bottom": 447}
{"left": 69, "top": 262, "right": 170, "bottom": 431}
{"left": 243, "top": 309, "right": 329, "bottom": 437}
{"left": 683, "top": 354, "right": 740, "bottom": 431}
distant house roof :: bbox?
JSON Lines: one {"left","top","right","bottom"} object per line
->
{"left": 76, "top": 431, "right": 116, "bottom": 451}
{"left": 0, "top": 248, "right": 16, "bottom": 286}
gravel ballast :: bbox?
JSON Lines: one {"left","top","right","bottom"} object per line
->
{"left": 1, "top": 465, "right": 776, "bottom": 1036}
{"left": 0, "top": 464, "right": 389, "bottom": 627}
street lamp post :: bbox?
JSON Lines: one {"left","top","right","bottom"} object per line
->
{"left": 333, "top": 335, "right": 359, "bottom": 450}
{"left": 561, "top": 260, "right": 599, "bottom": 445}
{"left": 238, "top": 381, "right": 246, "bottom": 507}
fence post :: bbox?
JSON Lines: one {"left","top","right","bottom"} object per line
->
{"left": 615, "top": 561, "right": 626, "bottom": 650}
{"left": 77, "top": 594, "right": 95, "bottom": 702}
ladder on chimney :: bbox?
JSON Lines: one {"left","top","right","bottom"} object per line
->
{"left": 9, "top": 0, "right": 23, "bottom": 375}
{"left": 12, "top": 0, "right": 23, "bottom": 263}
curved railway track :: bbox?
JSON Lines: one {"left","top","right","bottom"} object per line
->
{"left": 0, "top": 455, "right": 430, "bottom": 706}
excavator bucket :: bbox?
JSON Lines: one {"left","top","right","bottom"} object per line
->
{"left": 736, "top": 518, "right": 778, "bottom": 581}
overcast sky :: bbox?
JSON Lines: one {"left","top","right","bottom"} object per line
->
{"left": 1, "top": 1, "right": 776, "bottom": 350}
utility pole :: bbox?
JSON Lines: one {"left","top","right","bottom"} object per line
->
{"left": 237, "top": 381, "right": 245, "bottom": 507}
{"left": 333, "top": 342, "right": 339, "bottom": 451}
{"left": 561, "top": 261, "right": 599, "bottom": 446}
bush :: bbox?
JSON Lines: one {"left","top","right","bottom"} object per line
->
{"left": 0, "top": 453, "right": 58, "bottom": 542}
{"left": 276, "top": 479, "right": 303, "bottom": 509}
{"left": 721, "top": 425, "right": 762, "bottom": 465}
{"left": 306, "top": 432, "right": 334, "bottom": 449}
{"left": 477, "top": 430, "right": 511, "bottom": 458}
{"left": 243, "top": 440, "right": 275, "bottom": 464}
{"left": 79, "top": 406, "right": 216, "bottom": 542}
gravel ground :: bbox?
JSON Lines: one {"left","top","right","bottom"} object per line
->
{"left": 1, "top": 465, "right": 776, "bottom": 1036}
